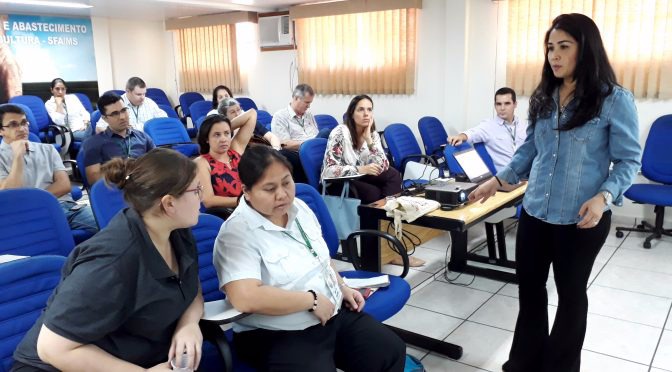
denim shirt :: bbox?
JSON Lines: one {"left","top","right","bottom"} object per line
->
{"left": 497, "top": 86, "right": 641, "bottom": 225}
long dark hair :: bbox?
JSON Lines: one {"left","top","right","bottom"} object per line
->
{"left": 528, "top": 13, "right": 618, "bottom": 130}
{"left": 211, "top": 85, "right": 233, "bottom": 109}
{"left": 197, "top": 114, "right": 232, "bottom": 155}
{"left": 344, "top": 95, "right": 376, "bottom": 147}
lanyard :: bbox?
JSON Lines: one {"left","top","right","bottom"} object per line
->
{"left": 117, "top": 135, "right": 132, "bottom": 158}
{"left": 504, "top": 121, "right": 517, "bottom": 150}
{"left": 282, "top": 220, "right": 318, "bottom": 258}
{"left": 130, "top": 105, "right": 140, "bottom": 123}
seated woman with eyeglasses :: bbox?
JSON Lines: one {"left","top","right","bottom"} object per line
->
{"left": 13, "top": 148, "right": 204, "bottom": 372}
{"left": 213, "top": 146, "right": 405, "bottom": 372}
{"left": 194, "top": 110, "right": 257, "bottom": 219}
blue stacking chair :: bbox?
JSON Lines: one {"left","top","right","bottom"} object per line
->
{"left": 616, "top": 114, "right": 672, "bottom": 248}
{"left": 0, "top": 189, "right": 76, "bottom": 257}
{"left": 190, "top": 101, "right": 214, "bottom": 126}
{"left": 236, "top": 97, "right": 258, "bottom": 111}
{"left": 73, "top": 92, "right": 94, "bottom": 113}
{"left": 158, "top": 104, "right": 179, "bottom": 119}
{"left": 315, "top": 114, "right": 339, "bottom": 132}
{"left": 89, "top": 180, "right": 127, "bottom": 230}
{"left": 295, "top": 183, "right": 411, "bottom": 321}
{"left": 8, "top": 96, "right": 58, "bottom": 144}
{"left": 298, "top": 138, "right": 328, "bottom": 190}
{"left": 0, "top": 255, "right": 66, "bottom": 372}
{"left": 146, "top": 88, "right": 172, "bottom": 107}
{"left": 90, "top": 110, "right": 102, "bottom": 133}
{"left": 418, "top": 116, "right": 448, "bottom": 159}
{"left": 178, "top": 92, "right": 204, "bottom": 120}
{"left": 383, "top": 124, "right": 442, "bottom": 187}
{"left": 143, "top": 118, "right": 199, "bottom": 157}
{"left": 257, "top": 110, "right": 273, "bottom": 131}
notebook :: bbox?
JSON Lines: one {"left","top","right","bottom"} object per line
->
{"left": 453, "top": 148, "right": 523, "bottom": 192}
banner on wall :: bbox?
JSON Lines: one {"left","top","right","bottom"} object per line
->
{"left": 0, "top": 14, "right": 97, "bottom": 101}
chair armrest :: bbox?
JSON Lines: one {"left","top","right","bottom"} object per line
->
{"left": 345, "top": 229, "right": 409, "bottom": 278}
{"left": 202, "top": 299, "right": 249, "bottom": 325}
{"left": 198, "top": 319, "right": 233, "bottom": 372}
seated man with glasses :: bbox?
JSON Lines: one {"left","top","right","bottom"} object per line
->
{"left": 0, "top": 104, "right": 98, "bottom": 234}
{"left": 81, "top": 93, "right": 155, "bottom": 185}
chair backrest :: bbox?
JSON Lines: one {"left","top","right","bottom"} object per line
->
{"left": 236, "top": 97, "right": 258, "bottom": 111}
{"left": 189, "top": 101, "right": 214, "bottom": 124}
{"left": 473, "top": 142, "right": 498, "bottom": 175}
{"left": 443, "top": 142, "right": 473, "bottom": 175}
{"left": 418, "top": 116, "right": 448, "bottom": 157}
{"left": 8, "top": 96, "right": 52, "bottom": 131}
{"left": 315, "top": 114, "right": 339, "bottom": 132}
{"left": 0, "top": 189, "right": 75, "bottom": 256}
{"left": 178, "top": 92, "right": 204, "bottom": 118}
{"left": 191, "top": 213, "right": 226, "bottom": 302}
{"left": 158, "top": 104, "right": 179, "bottom": 119}
{"left": 73, "top": 92, "right": 94, "bottom": 113}
{"left": 91, "top": 110, "right": 102, "bottom": 132}
{"left": 383, "top": 123, "right": 424, "bottom": 172}
{"left": 103, "top": 90, "right": 125, "bottom": 97}
{"left": 0, "top": 103, "right": 39, "bottom": 136}
{"left": 0, "top": 255, "right": 66, "bottom": 372}
{"left": 294, "top": 183, "right": 339, "bottom": 256}
{"left": 642, "top": 114, "right": 672, "bottom": 184}
{"left": 76, "top": 149, "right": 91, "bottom": 190}
{"left": 298, "top": 138, "right": 328, "bottom": 190}
{"left": 144, "top": 117, "right": 191, "bottom": 146}
{"left": 146, "top": 88, "right": 172, "bottom": 107}
{"left": 257, "top": 110, "right": 273, "bottom": 130}
{"left": 89, "top": 180, "right": 128, "bottom": 229}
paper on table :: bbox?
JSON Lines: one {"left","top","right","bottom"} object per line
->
{"left": 342, "top": 275, "right": 390, "bottom": 289}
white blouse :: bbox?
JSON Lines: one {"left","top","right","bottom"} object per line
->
{"left": 45, "top": 94, "right": 89, "bottom": 132}
{"left": 321, "top": 124, "right": 389, "bottom": 181}
{"left": 214, "top": 198, "right": 343, "bottom": 332}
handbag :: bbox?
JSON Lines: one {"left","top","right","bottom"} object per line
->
{"left": 322, "top": 182, "right": 361, "bottom": 240}
{"left": 384, "top": 196, "right": 440, "bottom": 239}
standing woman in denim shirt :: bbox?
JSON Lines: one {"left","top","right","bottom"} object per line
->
{"left": 470, "top": 13, "right": 641, "bottom": 372}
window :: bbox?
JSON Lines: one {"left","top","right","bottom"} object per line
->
{"left": 294, "top": 8, "right": 418, "bottom": 95}
{"left": 506, "top": 0, "right": 672, "bottom": 99}
{"left": 174, "top": 24, "right": 241, "bottom": 93}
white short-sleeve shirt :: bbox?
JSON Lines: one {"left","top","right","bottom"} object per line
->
{"left": 214, "top": 198, "right": 343, "bottom": 332}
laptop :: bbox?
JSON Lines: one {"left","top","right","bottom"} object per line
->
{"left": 453, "top": 148, "right": 523, "bottom": 192}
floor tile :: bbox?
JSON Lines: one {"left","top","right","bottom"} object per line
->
{"left": 667, "top": 315, "right": 672, "bottom": 331}
{"left": 653, "top": 330, "right": 672, "bottom": 371}
{"left": 407, "top": 281, "right": 492, "bottom": 319}
{"left": 498, "top": 283, "right": 518, "bottom": 298}
{"left": 421, "top": 232, "right": 453, "bottom": 252}
{"left": 495, "top": 278, "right": 558, "bottom": 306}
{"left": 609, "top": 246, "right": 672, "bottom": 275}
{"left": 651, "top": 368, "right": 672, "bottom": 372}
{"left": 587, "top": 284, "right": 672, "bottom": 327}
{"left": 621, "top": 231, "right": 672, "bottom": 250}
{"left": 435, "top": 272, "right": 507, "bottom": 294}
{"left": 580, "top": 350, "right": 648, "bottom": 372}
{"left": 594, "top": 244, "right": 618, "bottom": 264}
{"left": 384, "top": 305, "right": 462, "bottom": 341}
{"left": 442, "top": 321, "right": 513, "bottom": 371}
{"left": 594, "top": 264, "right": 672, "bottom": 298}
{"left": 420, "top": 354, "right": 489, "bottom": 371}
{"left": 406, "top": 345, "right": 428, "bottom": 361}
{"left": 408, "top": 246, "right": 450, "bottom": 274}
{"left": 468, "top": 294, "right": 519, "bottom": 331}
{"left": 583, "top": 313, "right": 661, "bottom": 364}
{"left": 588, "top": 260, "right": 607, "bottom": 284}
{"left": 380, "top": 266, "right": 434, "bottom": 290}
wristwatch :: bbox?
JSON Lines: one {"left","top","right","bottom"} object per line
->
{"left": 600, "top": 190, "right": 613, "bottom": 206}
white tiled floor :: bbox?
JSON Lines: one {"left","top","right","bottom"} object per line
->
{"left": 381, "top": 216, "right": 672, "bottom": 371}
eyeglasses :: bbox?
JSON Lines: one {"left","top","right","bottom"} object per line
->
{"left": 104, "top": 107, "right": 129, "bottom": 119}
{"left": 184, "top": 184, "right": 203, "bottom": 200}
{"left": 1, "top": 120, "right": 30, "bottom": 129}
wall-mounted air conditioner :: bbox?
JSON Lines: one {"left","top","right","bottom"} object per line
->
{"left": 258, "top": 13, "right": 293, "bottom": 49}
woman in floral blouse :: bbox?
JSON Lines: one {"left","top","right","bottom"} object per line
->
{"left": 321, "top": 95, "right": 401, "bottom": 204}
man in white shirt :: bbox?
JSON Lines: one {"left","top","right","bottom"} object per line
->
{"left": 96, "top": 77, "right": 166, "bottom": 133}
{"left": 271, "top": 84, "right": 331, "bottom": 151}
{"left": 448, "top": 87, "right": 528, "bottom": 172}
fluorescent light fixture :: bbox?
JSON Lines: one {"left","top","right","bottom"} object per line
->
{"left": 154, "top": 0, "right": 268, "bottom": 12}
{"left": 0, "top": 0, "right": 92, "bottom": 8}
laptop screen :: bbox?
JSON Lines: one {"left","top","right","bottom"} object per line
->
{"left": 453, "top": 148, "right": 492, "bottom": 183}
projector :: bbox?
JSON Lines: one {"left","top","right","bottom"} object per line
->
{"left": 424, "top": 182, "right": 479, "bottom": 207}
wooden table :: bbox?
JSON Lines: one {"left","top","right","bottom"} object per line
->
{"left": 358, "top": 185, "right": 526, "bottom": 283}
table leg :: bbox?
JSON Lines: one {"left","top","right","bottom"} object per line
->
{"left": 448, "top": 230, "right": 468, "bottom": 272}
